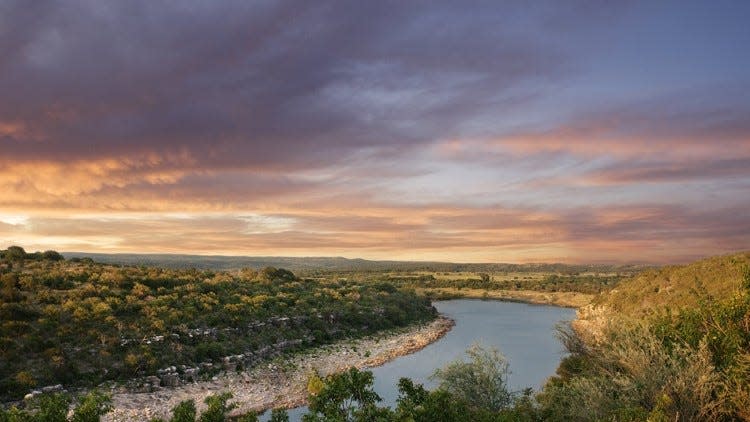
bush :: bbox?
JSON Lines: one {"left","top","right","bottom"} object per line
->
{"left": 41, "top": 251, "right": 64, "bottom": 262}
{"left": 268, "top": 409, "right": 289, "bottom": 422}
{"left": 170, "top": 400, "right": 197, "bottom": 422}
{"left": 0, "top": 391, "right": 111, "bottom": 422}
{"left": 199, "top": 394, "right": 234, "bottom": 422}
{"left": 304, "top": 367, "right": 381, "bottom": 421}
{"left": 540, "top": 319, "right": 732, "bottom": 421}
{"left": 430, "top": 343, "right": 514, "bottom": 412}
{"left": 70, "top": 391, "right": 112, "bottom": 422}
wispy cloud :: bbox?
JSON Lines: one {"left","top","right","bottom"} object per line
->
{"left": 1, "top": 0, "right": 749, "bottom": 262}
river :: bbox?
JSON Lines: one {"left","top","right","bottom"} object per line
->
{"left": 262, "top": 299, "right": 575, "bottom": 421}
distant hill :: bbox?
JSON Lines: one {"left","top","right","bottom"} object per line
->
{"left": 591, "top": 251, "right": 750, "bottom": 315}
{"left": 63, "top": 252, "right": 382, "bottom": 272}
{"left": 61, "top": 252, "right": 646, "bottom": 274}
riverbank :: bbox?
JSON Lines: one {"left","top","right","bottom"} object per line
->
{"left": 418, "top": 287, "right": 594, "bottom": 308}
{"left": 105, "top": 316, "right": 454, "bottom": 421}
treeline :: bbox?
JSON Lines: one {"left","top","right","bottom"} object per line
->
{"left": 63, "top": 252, "right": 648, "bottom": 274}
{"left": 384, "top": 273, "right": 625, "bottom": 294}
{"left": 0, "top": 246, "right": 63, "bottom": 263}
{"left": 0, "top": 247, "right": 436, "bottom": 402}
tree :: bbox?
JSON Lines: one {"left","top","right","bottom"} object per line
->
{"left": 239, "top": 268, "right": 258, "bottom": 281}
{"left": 33, "top": 393, "right": 71, "bottom": 422}
{"left": 198, "top": 393, "right": 244, "bottom": 422}
{"left": 268, "top": 409, "right": 289, "bottom": 422}
{"left": 430, "top": 343, "right": 514, "bottom": 412}
{"left": 42, "top": 251, "right": 64, "bottom": 261}
{"left": 0, "top": 391, "right": 112, "bottom": 422}
{"left": 5, "top": 246, "right": 26, "bottom": 262}
{"left": 1, "top": 273, "right": 20, "bottom": 301}
{"left": 170, "top": 400, "right": 197, "bottom": 422}
{"left": 70, "top": 391, "right": 112, "bottom": 422}
{"left": 304, "top": 367, "right": 383, "bottom": 421}
{"left": 396, "top": 384, "right": 472, "bottom": 422}
{"left": 258, "top": 267, "right": 296, "bottom": 282}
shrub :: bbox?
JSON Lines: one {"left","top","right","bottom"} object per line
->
{"left": 70, "top": 391, "right": 113, "bottom": 422}
{"left": 304, "top": 367, "right": 382, "bottom": 421}
{"left": 430, "top": 343, "right": 514, "bottom": 412}
{"left": 170, "top": 400, "right": 197, "bottom": 422}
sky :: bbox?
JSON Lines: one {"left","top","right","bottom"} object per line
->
{"left": 1, "top": 0, "right": 749, "bottom": 263}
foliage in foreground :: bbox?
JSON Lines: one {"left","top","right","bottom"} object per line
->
{"left": 431, "top": 343, "right": 514, "bottom": 412}
{"left": 120, "top": 344, "right": 527, "bottom": 422}
{"left": 0, "top": 391, "right": 112, "bottom": 422}
{"left": 301, "top": 345, "right": 534, "bottom": 422}
{"left": 0, "top": 391, "right": 265, "bottom": 422}
{"left": 540, "top": 267, "right": 750, "bottom": 421}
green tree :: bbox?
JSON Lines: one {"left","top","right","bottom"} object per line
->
{"left": 0, "top": 406, "right": 32, "bottom": 422}
{"left": 268, "top": 409, "right": 289, "bottom": 422}
{"left": 1, "top": 273, "right": 20, "bottom": 302}
{"left": 70, "top": 391, "right": 112, "bottom": 422}
{"left": 170, "top": 400, "right": 197, "bottom": 422}
{"left": 41, "top": 251, "right": 64, "bottom": 262}
{"left": 5, "top": 246, "right": 26, "bottom": 262}
{"left": 304, "top": 367, "right": 383, "bottom": 421}
{"left": 198, "top": 393, "right": 240, "bottom": 422}
{"left": 29, "top": 393, "right": 71, "bottom": 422}
{"left": 431, "top": 343, "right": 514, "bottom": 412}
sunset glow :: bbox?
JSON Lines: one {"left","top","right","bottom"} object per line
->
{"left": 1, "top": 1, "right": 749, "bottom": 263}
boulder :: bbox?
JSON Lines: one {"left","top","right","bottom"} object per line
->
{"left": 160, "top": 372, "right": 180, "bottom": 387}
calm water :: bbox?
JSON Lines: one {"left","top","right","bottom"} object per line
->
{"left": 261, "top": 299, "right": 574, "bottom": 421}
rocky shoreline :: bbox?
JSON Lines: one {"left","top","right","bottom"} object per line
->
{"left": 105, "top": 316, "right": 455, "bottom": 421}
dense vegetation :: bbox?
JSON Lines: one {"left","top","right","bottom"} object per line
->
{"left": 295, "top": 253, "right": 750, "bottom": 421}
{"left": 295, "top": 254, "right": 750, "bottom": 421}
{"left": 63, "top": 252, "right": 645, "bottom": 277}
{"left": 0, "top": 390, "right": 113, "bottom": 422}
{"left": 298, "top": 346, "right": 537, "bottom": 422}
{"left": 5, "top": 247, "right": 749, "bottom": 421}
{"left": 539, "top": 270, "right": 750, "bottom": 420}
{"left": 383, "top": 272, "right": 626, "bottom": 295}
{"left": 0, "top": 247, "right": 436, "bottom": 402}
{"left": 591, "top": 252, "right": 750, "bottom": 314}
{"left": 550, "top": 253, "right": 750, "bottom": 420}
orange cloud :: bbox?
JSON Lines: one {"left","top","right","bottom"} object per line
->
{"left": 1, "top": 202, "right": 746, "bottom": 263}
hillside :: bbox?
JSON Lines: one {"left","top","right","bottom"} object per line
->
{"left": 0, "top": 248, "right": 436, "bottom": 402}
{"left": 551, "top": 252, "right": 750, "bottom": 420}
{"left": 589, "top": 251, "right": 750, "bottom": 315}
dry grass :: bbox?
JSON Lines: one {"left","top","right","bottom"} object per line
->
{"left": 592, "top": 251, "right": 750, "bottom": 315}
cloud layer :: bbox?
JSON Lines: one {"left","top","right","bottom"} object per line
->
{"left": 1, "top": 0, "right": 749, "bottom": 263}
